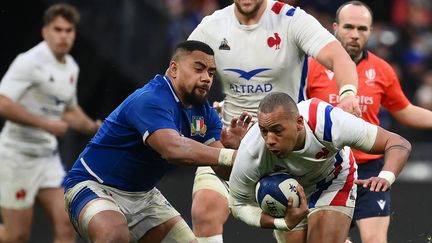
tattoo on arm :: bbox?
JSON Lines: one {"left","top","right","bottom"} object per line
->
{"left": 385, "top": 144, "right": 411, "bottom": 153}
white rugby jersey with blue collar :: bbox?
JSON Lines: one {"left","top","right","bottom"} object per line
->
{"left": 229, "top": 98, "right": 377, "bottom": 211}
{"left": 189, "top": 0, "right": 335, "bottom": 125}
{"left": 64, "top": 75, "right": 222, "bottom": 192}
{"left": 0, "top": 41, "right": 79, "bottom": 157}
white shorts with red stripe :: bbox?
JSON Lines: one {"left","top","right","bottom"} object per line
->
{"left": 306, "top": 147, "right": 358, "bottom": 209}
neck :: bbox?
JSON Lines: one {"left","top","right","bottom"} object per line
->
{"left": 353, "top": 51, "right": 364, "bottom": 64}
{"left": 55, "top": 54, "right": 66, "bottom": 64}
{"left": 234, "top": 0, "right": 267, "bottom": 25}
{"left": 294, "top": 128, "right": 306, "bottom": 151}
{"left": 166, "top": 73, "right": 192, "bottom": 108}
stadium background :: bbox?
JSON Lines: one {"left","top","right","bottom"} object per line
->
{"left": 0, "top": 0, "right": 431, "bottom": 242}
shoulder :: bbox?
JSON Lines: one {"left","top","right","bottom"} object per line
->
{"left": 240, "top": 123, "right": 265, "bottom": 157}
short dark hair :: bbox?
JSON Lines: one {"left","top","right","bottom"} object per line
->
{"left": 335, "top": 1, "right": 373, "bottom": 24}
{"left": 172, "top": 40, "right": 214, "bottom": 61}
{"left": 258, "top": 92, "right": 298, "bottom": 115}
{"left": 43, "top": 3, "right": 80, "bottom": 26}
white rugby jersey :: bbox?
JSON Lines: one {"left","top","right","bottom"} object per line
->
{"left": 0, "top": 41, "right": 79, "bottom": 156}
{"left": 229, "top": 99, "right": 377, "bottom": 208}
{"left": 189, "top": 0, "right": 335, "bottom": 125}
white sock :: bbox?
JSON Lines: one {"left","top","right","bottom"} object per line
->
{"left": 196, "top": 234, "right": 223, "bottom": 243}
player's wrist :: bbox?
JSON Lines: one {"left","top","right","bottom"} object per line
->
{"left": 274, "top": 218, "right": 291, "bottom": 231}
{"left": 378, "top": 170, "right": 396, "bottom": 186}
{"left": 338, "top": 84, "right": 357, "bottom": 100}
{"left": 218, "top": 148, "right": 235, "bottom": 167}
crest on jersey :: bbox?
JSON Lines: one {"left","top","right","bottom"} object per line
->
{"left": 191, "top": 116, "right": 207, "bottom": 137}
{"left": 16, "top": 189, "right": 27, "bottom": 200}
{"left": 365, "top": 68, "right": 376, "bottom": 86}
{"left": 325, "top": 70, "right": 334, "bottom": 80}
{"left": 219, "top": 38, "right": 230, "bottom": 50}
{"left": 267, "top": 33, "right": 281, "bottom": 50}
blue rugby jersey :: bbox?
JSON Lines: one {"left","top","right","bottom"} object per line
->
{"left": 64, "top": 74, "right": 222, "bottom": 191}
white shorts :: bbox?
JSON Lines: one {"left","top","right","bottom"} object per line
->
{"left": 192, "top": 166, "right": 229, "bottom": 198}
{"left": 0, "top": 146, "right": 65, "bottom": 209}
{"left": 64, "top": 180, "right": 181, "bottom": 242}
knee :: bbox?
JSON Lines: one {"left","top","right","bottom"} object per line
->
{"left": 192, "top": 190, "right": 229, "bottom": 220}
{"left": 90, "top": 227, "right": 129, "bottom": 243}
{"left": 54, "top": 218, "right": 76, "bottom": 241}
{"left": 4, "top": 231, "right": 31, "bottom": 243}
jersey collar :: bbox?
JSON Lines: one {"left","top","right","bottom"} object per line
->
{"left": 162, "top": 75, "right": 180, "bottom": 103}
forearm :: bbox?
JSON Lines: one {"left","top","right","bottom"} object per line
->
{"left": 160, "top": 135, "right": 235, "bottom": 167}
{"left": 381, "top": 136, "right": 411, "bottom": 177}
{"left": 63, "top": 106, "right": 99, "bottom": 135}
{"left": 0, "top": 95, "right": 46, "bottom": 129}
{"left": 393, "top": 104, "right": 432, "bottom": 129}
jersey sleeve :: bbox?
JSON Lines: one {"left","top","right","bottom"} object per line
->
{"left": 306, "top": 99, "right": 377, "bottom": 152}
{"left": 0, "top": 55, "right": 35, "bottom": 101}
{"left": 380, "top": 63, "right": 410, "bottom": 112}
{"left": 289, "top": 7, "right": 336, "bottom": 58}
{"left": 125, "top": 94, "right": 178, "bottom": 142}
{"left": 229, "top": 124, "right": 265, "bottom": 226}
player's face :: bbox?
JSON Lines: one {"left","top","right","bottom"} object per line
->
{"left": 176, "top": 50, "right": 216, "bottom": 106}
{"left": 234, "top": 0, "right": 265, "bottom": 17}
{"left": 42, "top": 16, "right": 76, "bottom": 61}
{"left": 258, "top": 106, "right": 304, "bottom": 159}
{"left": 333, "top": 4, "right": 372, "bottom": 62}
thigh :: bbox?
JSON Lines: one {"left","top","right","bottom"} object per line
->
{"left": 37, "top": 187, "right": 70, "bottom": 225}
{"left": 308, "top": 207, "right": 352, "bottom": 243}
{"left": 127, "top": 188, "right": 181, "bottom": 242}
{"left": 0, "top": 207, "right": 33, "bottom": 236}
{"left": 356, "top": 216, "right": 389, "bottom": 243}
{"left": 64, "top": 180, "right": 126, "bottom": 239}
{"left": 192, "top": 166, "right": 229, "bottom": 198}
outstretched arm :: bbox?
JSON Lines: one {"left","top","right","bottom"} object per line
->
{"left": 146, "top": 128, "right": 235, "bottom": 168}
{"left": 392, "top": 104, "right": 432, "bottom": 129}
{"left": 316, "top": 40, "right": 361, "bottom": 117}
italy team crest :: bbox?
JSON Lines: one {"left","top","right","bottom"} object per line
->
{"left": 191, "top": 116, "right": 207, "bottom": 137}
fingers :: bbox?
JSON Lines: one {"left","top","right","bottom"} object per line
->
{"left": 355, "top": 177, "right": 390, "bottom": 192}
{"left": 297, "top": 185, "right": 308, "bottom": 210}
{"left": 287, "top": 196, "right": 293, "bottom": 208}
{"left": 230, "top": 117, "right": 239, "bottom": 128}
{"left": 352, "top": 105, "right": 362, "bottom": 117}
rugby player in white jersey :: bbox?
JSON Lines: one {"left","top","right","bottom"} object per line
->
{"left": 188, "top": 0, "right": 362, "bottom": 242}
{"left": 0, "top": 4, "right": 100, "bottom": 242}
{"left": 229, "top": 92, "right": 410, "bottom": 243}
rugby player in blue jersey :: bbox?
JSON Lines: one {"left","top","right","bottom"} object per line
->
{"left": 63, "top": 40, "right": 250, "bottom": 243}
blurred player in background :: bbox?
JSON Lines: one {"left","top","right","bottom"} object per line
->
{"left": 307, "top": 1, "right": 432, "bottom": 242}
{"left": 229, "top": 92, "right": 411, "bottom": 243}
{"left": 63, "top": 40, "right": 250, "bottom": 243}
{"left": 188, "top": 0, "right": 362, "bottom": 241}
{"left": 0, "top": 3, "right": 101, "bottom": 242}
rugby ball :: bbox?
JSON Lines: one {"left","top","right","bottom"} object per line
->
{"left": 255, "top": 172, "right": 300, "bottom": 217}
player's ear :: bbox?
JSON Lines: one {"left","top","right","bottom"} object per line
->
{"left": 296, "top": 115, "right": 304, "bottom": 131}
{"left": 168, "top": 61, "right": 178, "bottom": 78}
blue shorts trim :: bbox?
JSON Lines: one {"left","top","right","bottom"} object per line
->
{"left": 68, "top": 187, "right": 100, "bottom": 226}
{"left": 354, "top": 158, "right": 391, "bottom": 220}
